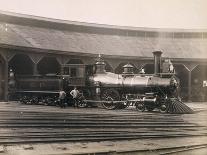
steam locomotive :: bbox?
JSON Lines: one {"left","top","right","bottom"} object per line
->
{"left": 10, "top": 51, "right": 193, "bottom": 113}
{"left": 88, "top": 51, "right": 179, "bottom": 112}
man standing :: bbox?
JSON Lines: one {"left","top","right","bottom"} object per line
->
{"left": 70, "top": 87, "right": 79, "bottom": 107}
{"left": 169, "top": 60, "right": 175, "bottom": 73}
{"left": 162, "top": 59, "right": 174, "bottom": 73}
{"left": 59, "top": 90, "right": 66, "bottom": 108}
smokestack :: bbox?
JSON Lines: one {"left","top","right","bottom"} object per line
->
{"left": 153, "top": 51, "right": 162, "bottom": 75}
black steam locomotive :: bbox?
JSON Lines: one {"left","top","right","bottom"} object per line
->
{"left": 9, "top": 51, "right": 193, "bottom": 113}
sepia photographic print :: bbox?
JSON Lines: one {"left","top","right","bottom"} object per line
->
{"left": 0, "top": 0, "right": 207, "bottom": 154}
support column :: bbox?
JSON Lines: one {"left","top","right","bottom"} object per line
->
{"left": 183, "top": 63, "right": 198, "bottom": 102}
{"left": 56, "top": 56, "right": 70, "bottom": 75}
{"left": 188, "top": 71, "right": 192, "bottom": 101}
{"left": 60, "top": 66, "right": 64, "bottom": 75}
{"left": 0, "top": 50, "right": 9, "bottom": 101}
{"left": 4, "top": 60, "right": 8, "bottom": 101}
{"left": 28, "top": 53, "right": 43, "bottom": 75}
{"left": 33, "top": 63, "right": 38, "bottom": 75}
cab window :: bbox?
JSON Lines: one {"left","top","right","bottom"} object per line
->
{"left": 70, "top": 68, "right": 77, "bottom": 77}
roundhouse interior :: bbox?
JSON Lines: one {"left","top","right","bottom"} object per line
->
{"left": 0, "top": 10, "right": 207, "bottom": 102}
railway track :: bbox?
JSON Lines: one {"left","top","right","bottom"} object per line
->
{"left": 0, "top": 102, "right": 206, "bottom": 145}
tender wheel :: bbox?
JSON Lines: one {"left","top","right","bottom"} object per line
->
{"left": 101, "top": 88, "right": 120, "bottom": 110}
{"left": 44, "top": 97, "right": 54, "bottom": 106}
{"left": 136, "top": 102, "right": 145, "bottom": 112}
{"left": 20, "top": 96, "right": 29, "bottom": 104}
{"left": 31, "top": 96, "right": 39, "bottom": 105}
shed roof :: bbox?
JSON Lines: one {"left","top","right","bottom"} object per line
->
{"left": 0, "top": 10, "right": 207, "bottom": 59}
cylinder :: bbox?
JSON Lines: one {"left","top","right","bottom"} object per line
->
{"left": 153, "top": 51, "right": 162, "bottom": 75}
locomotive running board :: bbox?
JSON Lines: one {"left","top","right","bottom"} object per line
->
{"left": 83, "top": 99, "right": 141, "bottom": 104}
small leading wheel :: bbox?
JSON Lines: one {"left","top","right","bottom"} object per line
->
{"left": 136, "top": 102, "right": 145, "bottom": 112}
{"left": 101, "top": 88, "right": 120, "bottom": 110}
{"left": 159, "top": 104, "right": 168, "bottom": 113}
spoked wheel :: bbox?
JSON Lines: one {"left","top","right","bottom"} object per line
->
{"left": 31, "top": 96, "right": 39, "bottom": 105}
{"left": 44, "top": 97, "right": 54, "bottom": 106}
{"left": 20, "top": 96, "right": 29, "bottom": 104}
{"left": 159, "top": 103, "right": 168, "bottom": 113}
{"left": 159, "top": 99, "right": 169, "bottom": 113}
{"left": 101, "top": 88, "right": 120, "bottom": 110}
{"left": 136, "top": 102, "right": 145, "bottom": 112}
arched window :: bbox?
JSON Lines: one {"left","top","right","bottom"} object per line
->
{"left": 37, "top": 57, "right": 60, "bottom": 74}
{"left": 9, "top": 54, "right": 33, "bottom": 75}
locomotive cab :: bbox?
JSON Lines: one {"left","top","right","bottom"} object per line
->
{"left": 61, "top": 64, "right": 93, "bottom": 102}
{"left": 61, "top": 64, "right": 87, "bottom": 88}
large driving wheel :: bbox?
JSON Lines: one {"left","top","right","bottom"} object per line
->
{"left": 101, "top": 88, "right": 120, "bottom": 110}
{"left": 136, "top": 102, "right": 145, "bottom": 112}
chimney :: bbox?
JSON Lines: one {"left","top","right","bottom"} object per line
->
{"left": 153, "top": 51, "right": 162, "bottom": 75}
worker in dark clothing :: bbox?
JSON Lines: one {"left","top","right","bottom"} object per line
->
{"left": 59, "top": 90, "right": 66, "bottom": 108}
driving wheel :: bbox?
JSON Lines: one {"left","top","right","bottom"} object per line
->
{"left": 136, "top": 102, "right": 145, "bottom": 112}
{"left": 101, "top": 88, "right": 120, "bottom": 110}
